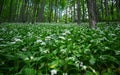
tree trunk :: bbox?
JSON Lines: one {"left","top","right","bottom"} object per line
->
{"left": 0, "top": 0, "right": 4, "bottom": 23}
{"left": 100, "top": 0, "right": 103, "bottom": 21}
{"left": 65, "top": 0, "right": 68, "bottom": 23}
{"left": 111, "top": 0, "right": 114, "bottom": 20}
{"left": 13, "top": 0, "right": 18, "bottom": 22}
{"left": 38, "top": 0, "right": 46, "bottom": 22}
{"left": 32, "top": 3, "right": 37, "bottom": 24}
{"left": 93, "top": 0, "right": 98, "bottom": 22}
{"left": 49, "top": 0, "right": 53, "bottom": 23}
{"left": 82, "top": 0, "right": 85, "bottom": 22}
{"left": 115, "top": 0, "right": 120, "bottom": 22}
{"left": 77, "top": 0, "right": 81, "bottom": 25}
{"left": 54, "top": 0, "right": 58, "bottom": 23}
{"left": 104, "top": 0, "right": 109, "bottom": 22}
{"left": 87, "top": 0, "right": 96, "bottom": 28}
{"left": 73, "top": 1, "right": 76, "bottom": 22}
{"left": 9, "top": 0, "right": 13, "bottom": 22}
{"left": 20, "top": 0, "right": 27, "bottom": 23}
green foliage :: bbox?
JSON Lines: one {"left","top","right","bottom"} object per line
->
{"left": 0, "top": 23, "right": 120, "bottom": 75}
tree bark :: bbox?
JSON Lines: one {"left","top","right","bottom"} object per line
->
{"left": 32, "top": 3, "right": 37, "bottom": 24}
{"left": 48, "top": 0, "right": 53, "bottom": 23}
{"left": 93, "top": 0, "right": 98, "bottom": 22}
{"left": 20, "top": 0, "right": 27, "bottom": 23}
{"left": 87, "top": 0, "right": 96, "bottom": 28}
{"left": 73, "top": 1, "right": 76, "bottom": 22}
{"left": 77, "top": 0, "right": 81, "bottom": 25}
{"left": 65, "top": 0, "right": 68, "bottom": 23}
{"left": 9, "top": 0, "right": 13, "bottom": 22}
{"left": 82, "top": 0, "right": 85, "bottom": 22}
{"left": 104, "top": 0, "right": 109, "bottom": 22}
{"left": 0, "top": 0, "right": 4, "bottom": 23}
{"left": 38, "top": 0, "right": 46, "bottom": 22}
{"left": 111, "top": 0, "right": 114, "bottom": 20}
{"left": 54, "top": 0, "right": 58, "bottom": 23}
{"left": 115, "top": 0, "right": 120, "bottom": 22}
{"left": 100, "top": 0, "right": 103, "bottom": 21}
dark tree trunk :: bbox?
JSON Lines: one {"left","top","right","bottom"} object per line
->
{"left": 87, "top": 0, "right": 96, "bottom": 28}
{"left": 65, "top": 0, "right": 68, "bottom": 23}
{"left": 20, "top": 0, "right": 27, "bottom": 23}
{"left": 93, "top": 0, "right": 98, "bottom": 22}
{"left": 48, "top": 0, "right": 53, "bottom": 23}
{"left": 82, "top": 0, "right": 85, "bottom": 22}
{"left": 115, "top": 0, "right": 120, "bottom": 22}
{"left": 0, "top": 0, "right": 4, "bottom": 23}
{"left": 111, "top": 0, "right": 114, "bottom": 20}
{"left": 32, "top": 3, "right": 37, "bottom": 24}
{"left": 13, "top": 0, "right": 18, "bottom": 22}
{"left": 100, "top": 0, "right": 104, "bottom": 21}
{"left": 104, "top": 0, "right": 109, "bottom": 22}
{"left": 9, "top": 0, "right": 13, "bottom": 22}
{"left": 54, "top": 0, "right": 58, "bottom": 23}
{"left": 73, "top": 1, "right": 76, "bottom": 22}
{"left": 38, "top": 0, "right": 46, "bottom": 22}
{"left": 77, "top": 0, "right": 81, "bottom": 25}
{"left": 70, "top": 6, "right": 72, "bottom": 22}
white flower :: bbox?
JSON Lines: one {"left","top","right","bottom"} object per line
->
{"left": 68, "top": 38, "right": 72, "bottom": 41}
{"left": 65, "top": 30, "right": 71, "bottom": 34}
{"left": 24, "top": 57, "right": 29, "bottom": 60}
{"left": 80, "top": 62, "right": 83, "bottom": 67}
{"left": 61, "top": 49, "right": 66, "bottom": 54}
{"left": 51, "top": 69, "right": 57, "bottom": 75}
{"left": 36, "top": 40, "right": 43, "bottom": 43}
{"left": 41, "top": 42, "right": 46, "bottom": 45}
{"left": 92, "top": 69, "right": 96, "bottom": 73}
{"left": 43, "top": 50, "right": 49, "bottom": 54}
{"left": 22, "top": 48, "right": 27, "bottom": 51}
{"left": 14, "top": 38, "right": 23, "bottom": 42}
{"left": 68, "top": 57, "right": 75, "bottom": 61}
{"left": 59, "top": 36, "right": 65, "bottom": 40}
{"left": 62, "top": 33, "right": 66, "bottom": 36}
{"left": 45, "top": 36, "right": 51, "bottom": 40}
{"left": 10, "top": 42, "right": 16, "bottom": 44}
{"left": 0, "top": 38, "right": 3, "bottom": 41}
{"left": 63, "top": 73, "right": 68, "bottom": 75}
{"left": 30, "top": 56, "right": 34, "bottom": 60}
{"left": 82, "top": 65, "right": 87, "bottom": 70}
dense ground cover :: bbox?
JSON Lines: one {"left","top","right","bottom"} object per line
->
{"left": 0, "top": 23, "right": 120, "bottom": 75}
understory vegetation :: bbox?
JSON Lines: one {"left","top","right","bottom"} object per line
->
{"left": 0, "top": 23, "right": 120, "bottom": 75}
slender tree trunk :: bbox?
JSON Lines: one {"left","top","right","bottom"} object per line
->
{"left": 9, "top": 0, "right": 13, "bottom": 22}
{"left": 82, "top": 0, "right": 85, "bottom": 22}
{"left": 20, "top": 0, "right": 27, "bottom": 23}
{"left": 104, "top": 0, "right": 109, "bottom": 22}
{"left": 32, "top": 3, "right": 37, "bottom": 24}
{"left": 93, "top": 0, "right": 98, "bottom": 22}
{"left": 0, "top": 0, "right": 4, "bottom": 23}
{"left": 70, "top": 6, "right": 72, "bottom": 22}
{"left": 73, "top": 1, "right": 76, "bottom": 22}
{"left": 54, "top": 0, "right": 58, "bottom": 23}
{"left": 49, "top": 0, "right": 52, "bottom": 23}
{"left": 87, "top": 0, "right": 96, "bottom": 28}
{"left": 13, "top": 0, "right": 18, "bottom": 22}
{"left": 77, "top": 0, "right": 81, "bottom": 25}
{"left": 38, "top": 0, "right": 46, "bottom": 22}
{"left": 111, "top": 0, "right": 114, "bottom": 20}
{"left": 115, "top": 0, "right": 120, "bottom": 22}
{"left": 100, "top": 0, "right": 103, "bottom": 21}
{"left": 65, "top": 0, "right": 68, "bottom": 23}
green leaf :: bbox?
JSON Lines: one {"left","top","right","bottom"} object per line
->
{"left": 21, "top": 68, "right": 36, "bottom": 75}
{"left": 89, "top": 55, "right": 96, "bottom": 65}
{"left": 85, "top": 71, "right": 94, "bottom": 75}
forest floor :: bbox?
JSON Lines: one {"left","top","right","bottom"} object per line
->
{"left": 0, "top": 23, "right": 120, "bottom": 75}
